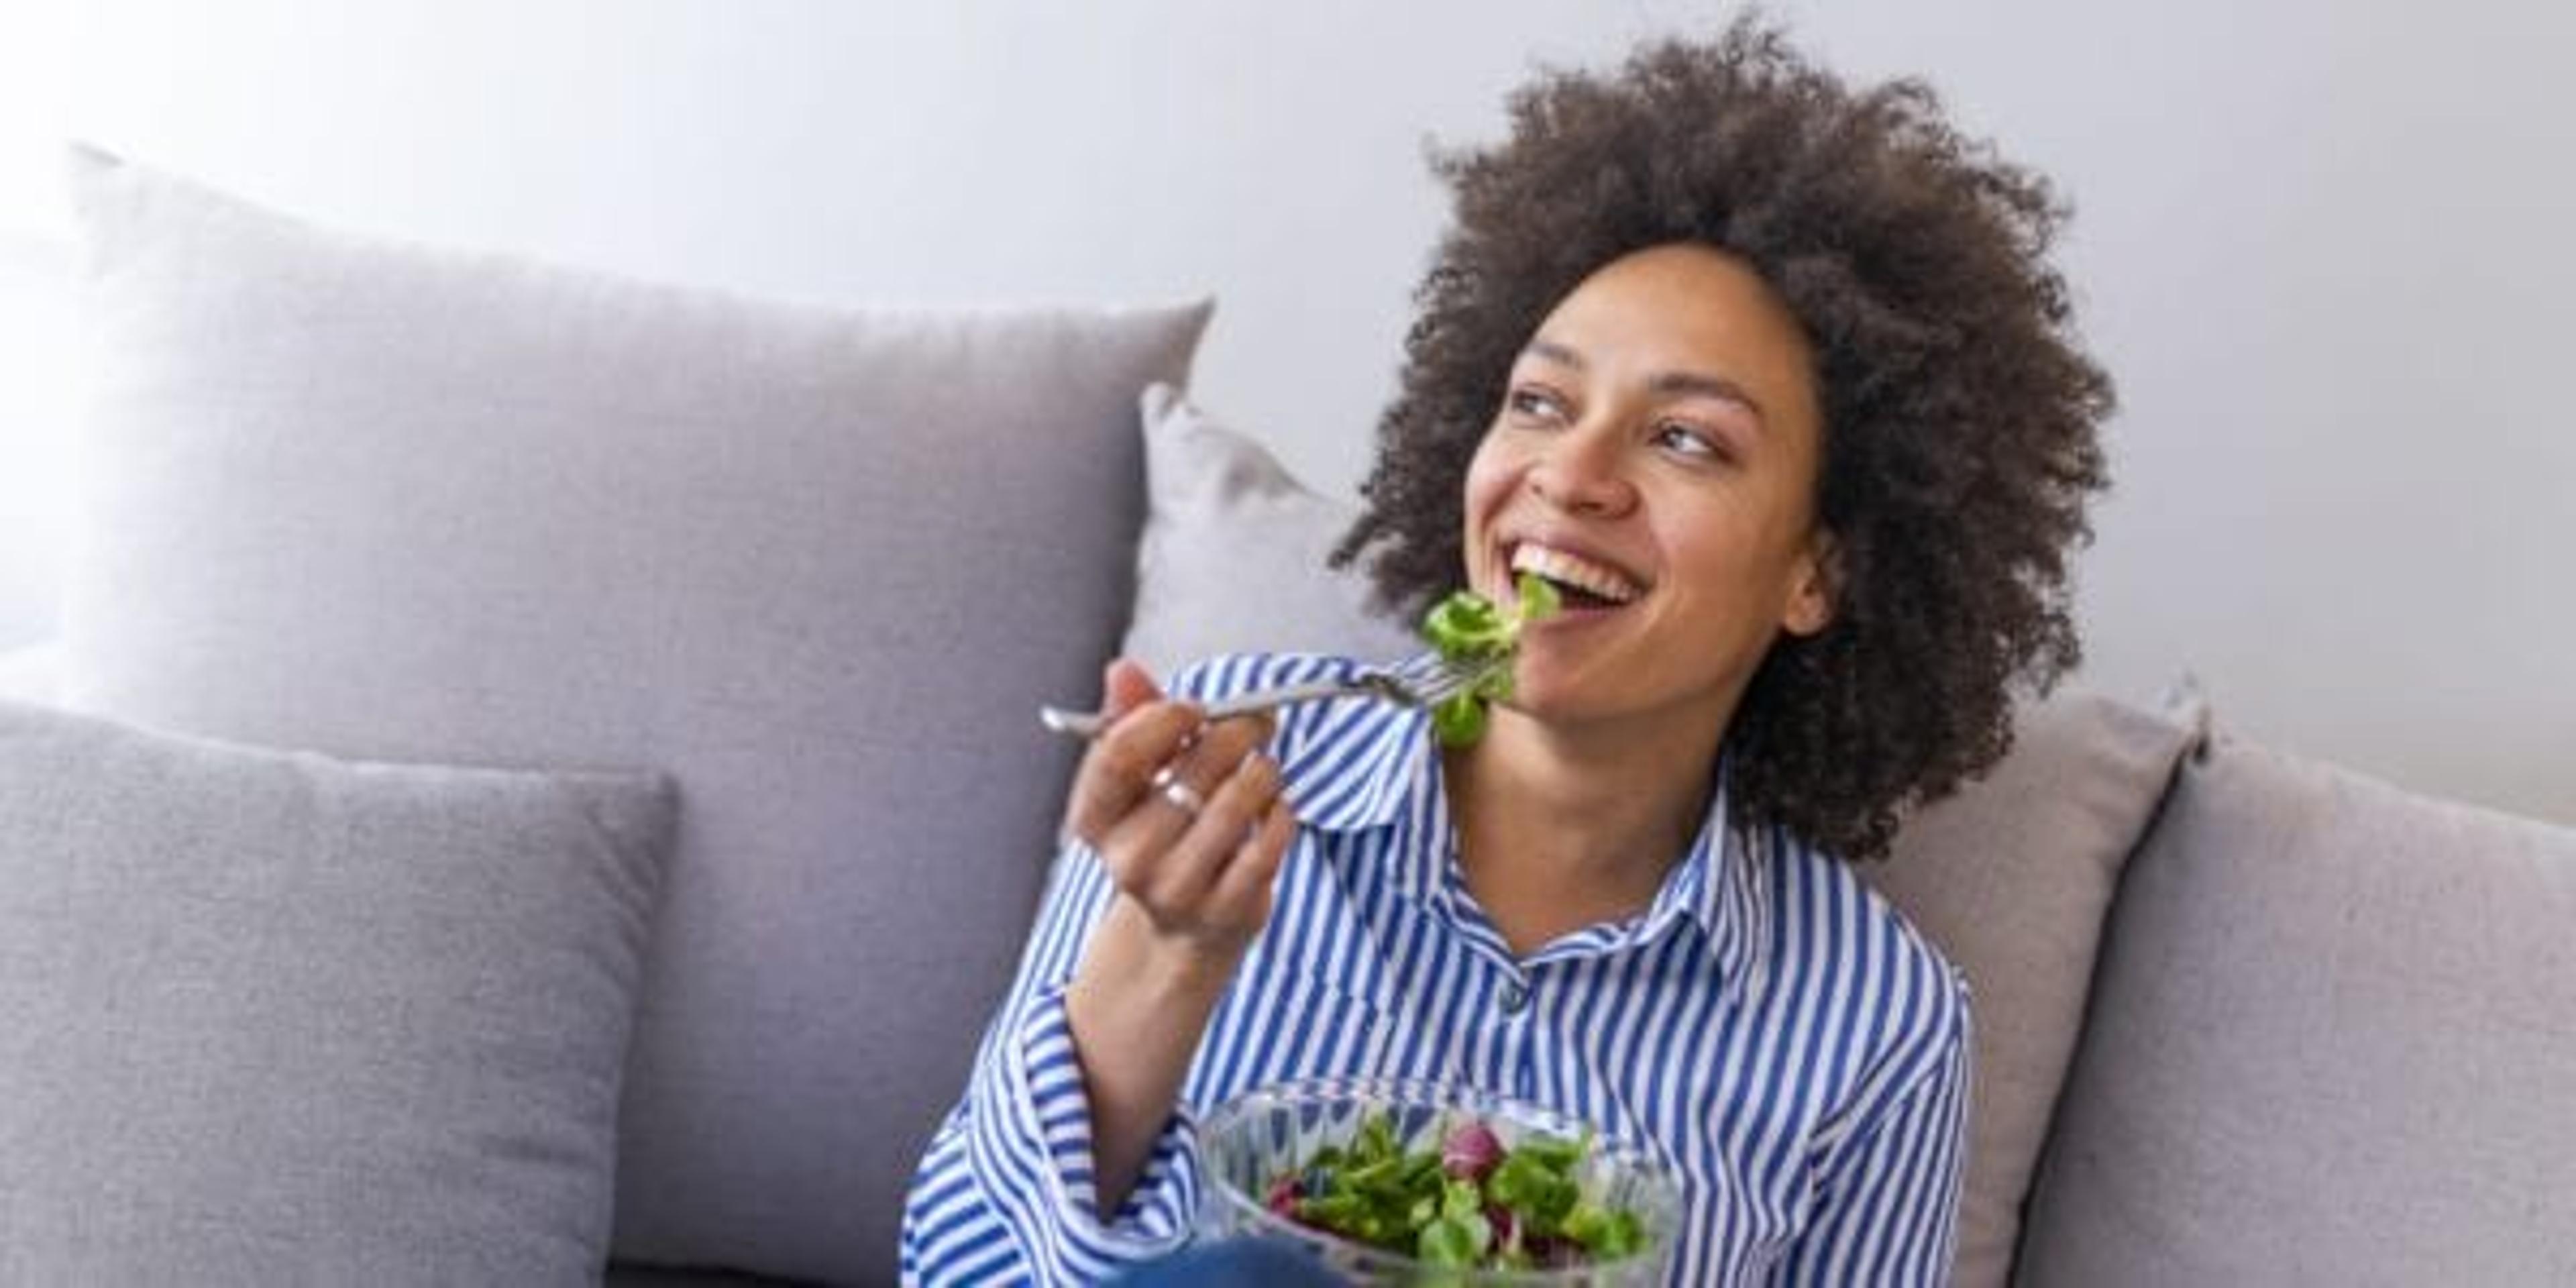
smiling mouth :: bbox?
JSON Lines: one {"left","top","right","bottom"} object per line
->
{"left": 1507, "top": 541, "right": 1644, "bottom": 611}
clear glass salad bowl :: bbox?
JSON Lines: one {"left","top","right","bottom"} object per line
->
{"left": 1194, "top": 1075, "right": 1682, "bottom": 1285}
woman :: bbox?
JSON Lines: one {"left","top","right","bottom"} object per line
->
{"left": 902, "top": 19, "right": 2109, "bottom": 1286}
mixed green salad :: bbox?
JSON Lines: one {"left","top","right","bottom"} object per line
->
{"left": 1262, "top": 1110, "right": 1648, "bottom": 1272}
{"left": 1417, "top": 574, "right": 1561, "bottom": 748}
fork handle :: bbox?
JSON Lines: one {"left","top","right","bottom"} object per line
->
{"left": 1038, "top": 678, "right": 1360, "bottom": 739}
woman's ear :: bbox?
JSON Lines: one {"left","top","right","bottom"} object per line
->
{"left": 1781, "top": 529, "right": 1838, "bottom": 637}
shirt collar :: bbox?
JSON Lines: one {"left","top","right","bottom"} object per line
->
{"left": 1281, "top": 699, "right": 1434, "bottom": 835}
{"left": 1615, "top": 750, "right": 1770, "bottom": 1003}
{"left": 1286, "top": 704, "right": 1771, "bottom": 1003}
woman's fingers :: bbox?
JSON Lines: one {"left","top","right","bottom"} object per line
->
{"left": 1049, "top": 653, "right": 1291, "bottom": 950}
{"left": 1138, "top": 750, "right": 1283, "bottom": 918}
{"left": 1097, "top": 657, "right": 1163, "bottom": 721}
{"left": 1085, "top": 712, "right": 1283, "bottom": 941}
{"left": 1061, "top": 698, "right": 1202, "bottom": 846}
{"left": 1058, "top": 657, "right": 1177, "bottom": 844}
{"left": 1092, "top": 712, "right": 1269, "bottom": 859}
{"left": 1206, "top": 793, "right": 1298, "bottom": 928}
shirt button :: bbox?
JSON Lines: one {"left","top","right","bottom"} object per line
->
{"left": 1499, "top": 982, "right": 1529, "bottom": 1014}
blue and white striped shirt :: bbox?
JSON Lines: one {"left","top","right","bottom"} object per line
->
{"left": 902, "top": 653, "right": 1972, "bottom": 1285}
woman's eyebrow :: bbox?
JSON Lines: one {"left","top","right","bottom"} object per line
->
{"left": 1521, "top": 338, "right": 1768, "bottom": 429}
{"left": 1651, "top": 371, "right": 1768, "bottom": 428}
{"left": 1523, "top": 338, "right": 1587, "bottom": 370}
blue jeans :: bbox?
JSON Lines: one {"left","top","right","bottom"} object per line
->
{"left": 1108, "top": 1237, "right": 1348, "bottom": 1286}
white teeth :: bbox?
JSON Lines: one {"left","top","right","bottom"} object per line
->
{"left": 1509, "top": 542, "right": 1642, "bottom": 604}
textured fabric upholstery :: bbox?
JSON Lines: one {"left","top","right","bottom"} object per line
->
{"left": 56, "top": 146, "right": 1209, "bottom": 1281}
{"left": 0, "top": 700, "right": 674, "bottom": 1283}
{"left": 2017, "top": 735, "right": 2576, "bottom": 1284}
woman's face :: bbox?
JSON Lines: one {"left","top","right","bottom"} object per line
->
{"left": 1461, "top": 242, "right": 1834, "bottom": 747}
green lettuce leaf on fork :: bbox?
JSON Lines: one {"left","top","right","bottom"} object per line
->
{"left": 1419, "top": 572, "right": 1562, "bottom": 747}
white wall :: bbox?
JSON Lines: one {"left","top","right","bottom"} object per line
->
{"left": 1, "top": 0, "right": 2568, "bottom": 822}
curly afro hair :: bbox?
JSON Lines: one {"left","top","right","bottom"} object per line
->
{"left": 1332, "top": 17, "right": 2114, "bottom": 860}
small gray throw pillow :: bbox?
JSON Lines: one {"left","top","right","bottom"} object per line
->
{"left": 1119, "top": 384, "right": 1418, "bottom": 675}
{"left": 0, "top": 700, "right": 675, "bottom": 1284}
{"left": 1861, "top": 690, "right": 2205, "bottom": 1288}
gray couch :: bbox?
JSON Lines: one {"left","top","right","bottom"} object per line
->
{"left": 5, "top": 148, "right": 2568, "bottom": 1287}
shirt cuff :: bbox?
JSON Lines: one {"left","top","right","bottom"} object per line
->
{"left": 967, "top": 979, "right": 1204, "bottom": 1271}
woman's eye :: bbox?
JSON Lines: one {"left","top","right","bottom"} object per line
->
{"left": 1505, "top": 388, "right": 1567, "bottom": 423}
{"left": 1654, "top": 423, "right": 1727, "bottom": 461}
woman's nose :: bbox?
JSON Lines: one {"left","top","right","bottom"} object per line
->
{"left": 1526, "top": 424, "right": 1638, "bottom": 517}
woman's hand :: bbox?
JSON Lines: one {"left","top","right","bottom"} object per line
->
{"left": 1061, "top": 658, "right": 1300, "bottom": 1216}
{"left": 1060, "top": 659, "right": 1297, "bottom": 967}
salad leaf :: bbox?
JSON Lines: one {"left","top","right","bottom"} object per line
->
{"left": 1266, "top": 1110, "right": 1647, "bottom": 1273}
{"left": 1428, "top": 695, "right": 1490, "bottom": 748}
{"left": 1485, "top": 1148, "right": 1579, "bottom": 1234}
{"left": 1417, "top": 1210, "right": 1489, "bottom": 1267}
{"left": 1563, "top": 1201, "right": 1648, "bottom": 1260}
{"left": 1418, "top": 572, "right": 1561, "bottom": 748}
{"left": 1513, "top": 1126, "right": 1589, "bottom": 1173}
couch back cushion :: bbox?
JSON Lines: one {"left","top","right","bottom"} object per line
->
{"left": 2017, "top": 734, "right": 2576, "bottom": 1284}
{"left": 56, "top": 146, "right": 1208, "bottom": 1283}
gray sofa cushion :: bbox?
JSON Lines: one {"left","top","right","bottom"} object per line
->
{"left": 56, "top": 146, "right": 1210, "bottom": 1283}
{"left": 604, "top": 1267, "right": 802, "bottom": 1287}
{"left": 1862, "top": 690, "right": 2205, "bottom": 1288}
{"left": 0, "top": 700, "right": 674, "bottom": 1283}
{"left": 2017, "top": 734, "right": 2576, "bottom": 1285}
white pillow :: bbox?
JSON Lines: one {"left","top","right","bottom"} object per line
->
{"left": 1120, "top": 384, "right": 1418, "bottom": 676}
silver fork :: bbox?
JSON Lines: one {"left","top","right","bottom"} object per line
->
{"left": 1038, "top": 650, "right": 1483, "bottom": 739}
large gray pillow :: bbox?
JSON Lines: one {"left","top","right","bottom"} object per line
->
{"left": 56, "top": 146, "right": 1210, "bottom": 1282}
{"left": 0, "top": 699, "right": 674, "bottom": 1283}
{"left": 2016, "top": 733, "right": 2576, "bottom": 1285}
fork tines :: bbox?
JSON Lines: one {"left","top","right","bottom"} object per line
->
{"left": 1381, "top": 649, "right": 1476, "bottom": 706}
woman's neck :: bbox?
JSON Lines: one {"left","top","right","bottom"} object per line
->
{"left": 1441, "top": 708, "right": 1726, "bottom": 955}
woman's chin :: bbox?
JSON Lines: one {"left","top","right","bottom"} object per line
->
{"left": 1493, "top": 678, "right": 1593, "bottom": 725}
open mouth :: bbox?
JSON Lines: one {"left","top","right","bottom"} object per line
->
{"left": 1507, "top": 541, "right": 1644, "bottom": 612}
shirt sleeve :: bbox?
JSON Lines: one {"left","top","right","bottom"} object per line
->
{"left": 1773, "top": 973, "right": 1975, "bottom": 1288}
{"left": 899, "top": 838, "right": 1205, "bottom": 1286}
